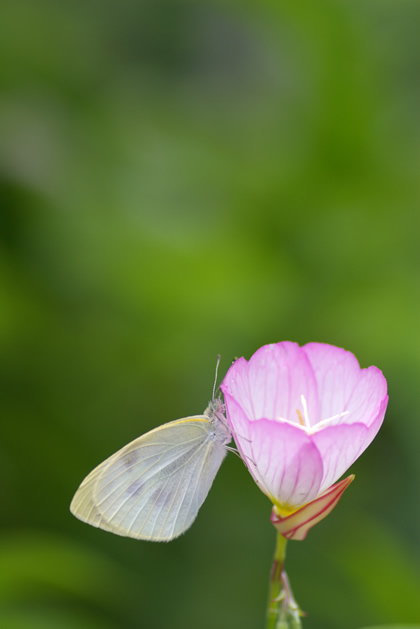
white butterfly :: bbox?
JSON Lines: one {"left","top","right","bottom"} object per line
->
{"left": 70, "top": 396, "right": 231, "bottom": 541}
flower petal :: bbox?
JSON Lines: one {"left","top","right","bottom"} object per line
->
{"left": 246, "top": 343, "right": 319, "bottom": 425}
{"left": 302, "top": 343, "right": 388, "bottom": 427}
{"left": 221, "top": 390, "right": 264, "bottom": 492}
{"left": 302, "top": 343, "right": 363, "bottom": 421}
{"left": 344, "top": 366, "right": 388, "bottom": 425}
{"left": 246, "top": 419, "right": 324, "bottom": 508}
{"left": 221, "top": 357, "right": 255, "bottom": 420}
{"left": 312, "top": 423, "right": 368, "bottom": 492}
{"left": 313, "top": 395, "right": 387, "bottom": 492}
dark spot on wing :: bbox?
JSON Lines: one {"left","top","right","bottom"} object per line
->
{"left": 122, "top": 451, "right": 138, "bottom": 467}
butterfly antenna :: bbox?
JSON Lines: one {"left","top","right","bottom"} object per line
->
{"left": 212, "top": 354, "right": 221, "bottom": 399}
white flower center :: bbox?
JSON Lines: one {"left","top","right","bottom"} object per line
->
{"left": 297, "top": 394, "right": 311, "bottom": 429}
{"left": 277, "top": 394, "right": 350, "bottom": 434}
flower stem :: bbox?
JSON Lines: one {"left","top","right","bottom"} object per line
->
{"left": 266, "top": 532, "right": 302, "bottom": 629}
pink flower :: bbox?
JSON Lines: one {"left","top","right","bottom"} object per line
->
{"left": 221, "top": 342, "right": 388, "bottom": 539}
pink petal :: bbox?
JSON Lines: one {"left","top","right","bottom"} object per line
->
{"left": 246, "top": 419, "right": 324, "bottom": 507}
{"left": 302, "top": 343, "right": 388, "bottom": 427}
{"left": 312, "top": 396, "right": 387, "bottom": 492}
{"left": 221, "top": 357, "right": 255, "bottom": 420}
{"left": 245, "top": 343, "right": 319, "bottom": 425}
{"left": 344, "top": 366, "right": 388, "bottom": 425}
{"left": 312, "top": 423, "right": 368, "bottom": 492}
{"left": 221, "top": 391, "right": 263, "bottom": 491}
{"left": 302, "top": 343, "right": 363, "bottom": 421}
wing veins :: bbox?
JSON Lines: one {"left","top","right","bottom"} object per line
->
{"left": 95, "top": 437, "right": 204, "bottom": 508}
{"left": 173, "top": 440, "right": 214, "bottom": 537}
{"left": 152, "top": 446, "right": 203, "bottom": 538}
{"left": 121, "top": 439, "right": 209, "bottom": 533}
{"left": 161, "top": 440, "right": 212, "bottom": 538}
{"left": 102, "top": 439, "right": 210, "bottom": 535}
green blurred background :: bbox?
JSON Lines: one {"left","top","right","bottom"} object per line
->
{"left": 1, "top": 1, "right": 419, "bottom": 628}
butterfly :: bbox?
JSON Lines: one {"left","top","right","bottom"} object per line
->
{"left": 70, "top": 392, "right": 231, "bottom": 542}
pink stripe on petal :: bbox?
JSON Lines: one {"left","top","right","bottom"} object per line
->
{"left": 247, "top": 419, "right": 323, "bottom": 508}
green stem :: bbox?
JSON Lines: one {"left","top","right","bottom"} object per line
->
{"left": 265, "top": 532, "right": 302, "bottom": 629}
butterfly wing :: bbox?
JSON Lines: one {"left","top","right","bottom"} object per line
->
{"left": 70, "top": 450, "right": 126, "bottom": 535}
{"left": 70, "top": 417, "right": 227, "bottom": 541}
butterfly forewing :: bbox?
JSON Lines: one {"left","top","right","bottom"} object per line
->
{"left": 71, "top": 416, "right": 228, "bottom": 541}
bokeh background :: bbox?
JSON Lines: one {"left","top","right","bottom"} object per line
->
{"left": 1, "top": 1, "right": 420, "bottom": 628}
